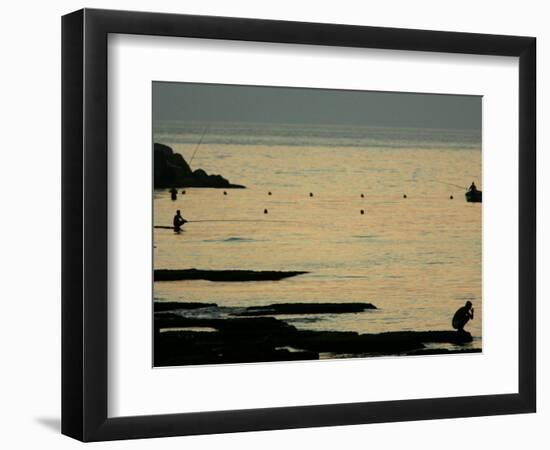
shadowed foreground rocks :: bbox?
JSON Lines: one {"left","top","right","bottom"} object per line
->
{"left": 154, "top": 311, "right": 476, "bottom": 367}
{"left": 154, "top": 143, "right": 245, "bottom": 189}
{"left": 154, "top": 269, "right": 308, "bottom": 282}
{"left": 154, "top": 314, "right": 318, "bottom": 365}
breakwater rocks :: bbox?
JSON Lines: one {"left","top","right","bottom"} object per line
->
{"left": 153, "top": 302, "right": 218, "bottom": 312}
{"left": 153, "top": 305, "right": 477, "bottom": 367}
{"left": 154, "top": 143, "right": 245, "bottom": 189}
{"left": 154, "top": 269, "right": 309, "bottom": 282}
{"left": 236, "top": 302, "right": 377, "bottom": 316}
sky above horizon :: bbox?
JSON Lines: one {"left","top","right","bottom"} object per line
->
{"left": 153, "top": 82, "right": 481, "bottom": 130}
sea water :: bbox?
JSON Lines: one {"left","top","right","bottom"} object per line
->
{"left": 153, "top": 122, "right": 482, "bottom": 349}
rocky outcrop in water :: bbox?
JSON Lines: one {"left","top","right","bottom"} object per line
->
{"left": 154, "top": 269, "right": 308, "bottom": 282}
{"left": 154, "top": 143, "right": 245, "bottom": 189}
{"left": 154, "top": 302, "right": 218, "bottom": 312}
{"left": 154, "top": 311, "right": 478, "bottom": 367}
{"left": 236, "top": 302, "right": 377, "bottom": 316}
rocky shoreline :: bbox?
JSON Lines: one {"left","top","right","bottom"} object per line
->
{"left": 153, "top": 302, "right": 479, "bottom": 367}
{"left": 154, "top": 269, "right": 309, "bottom": 282}
{"left": 235, "top": 302, "right": 377, "bottom": 315}
{"left": 154, "top": 143, "right": 245, "bottom": 189}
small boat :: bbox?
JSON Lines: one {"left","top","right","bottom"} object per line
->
{"left": 465, "top": 190, "right": 482, "bottom": 203}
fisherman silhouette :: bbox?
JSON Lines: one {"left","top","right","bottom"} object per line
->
{"left": 452, "top": 301, "right": 474, "bottom": 332}
{"left": 469, "top": 182, "right": 478, "bottom": 193}
{"left": 170, "top": 187, "right": 177, "bottom": 201}
{"left": 173, "top": 210, "right": 187, "bottom": 232}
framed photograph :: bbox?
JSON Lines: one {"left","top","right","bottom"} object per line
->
{"left": 62, "top": 8, "right": 536, "bottom": 441}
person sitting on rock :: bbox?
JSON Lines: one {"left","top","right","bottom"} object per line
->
{"left": 469, "top": 182, "right": 478, "bottom": 193}
{"left": 173, "top": 209, "right": 187, "bottom": 232}
{"left": 452, "top": 301, "right": 474, "bottom": 332}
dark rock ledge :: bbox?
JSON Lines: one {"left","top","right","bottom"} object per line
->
{"left": 154, "top": 312, "right": 476, "bottom": 367}
{"left": 236, "top": 302, "right": 377, "bottom": 316}
{"left": 154, "top": 269, "right": 308, "bottom": 282}
{"left": 154, "top": 143, "right": 245, "bottom": 189}
{"left": 153, "top": 302, "right": 218, "bottom": 312}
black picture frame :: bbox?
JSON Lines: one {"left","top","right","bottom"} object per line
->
{"left": 62, "top": 8, "right": 536, "bottom": 442}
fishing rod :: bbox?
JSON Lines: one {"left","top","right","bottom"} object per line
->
{"left": 187, "top": 219, "right": 297, "bottom": 223}
{"left": 433, "top": 180, "right": 467, "bottom": 190}
{"left": 154, "top": 219, "right": 302, "bottom": 229}
{"left": 188, "top": 126, "right": 209, "bottom": 166}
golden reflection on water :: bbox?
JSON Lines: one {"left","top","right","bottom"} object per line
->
{"left": 154, "top": 144, "right": 481, "bottom": 343}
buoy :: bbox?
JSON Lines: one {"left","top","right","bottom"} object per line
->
{"left": 309, "top": 192, "right": 314, "bottom": 197}
{"left": 360, "top": 209, "right": 365, "bottom": 215}
{"left": 403, "top": 194, "right": 407, "bottom": 199}
{"left": 264, "top": 209, "right": 268, "bottom": 214}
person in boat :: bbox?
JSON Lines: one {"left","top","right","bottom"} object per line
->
{"left": 468, "top": 182, "right": 478, "bottom": 193}
{"left": 452, "top": 301, "right": 474, "bottom": 332}
{"left": 173, "top": 209, "right": 187, "bottom": 231}
{"left": 170, "top": 187, "right": 178, "bottom": 200}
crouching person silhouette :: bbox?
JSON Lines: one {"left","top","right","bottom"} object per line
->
{"left": 173, "top": 209, "right": 187, "bottom": 232}
{"left": 452, "top": 301, "right": 474, "bottom": 333}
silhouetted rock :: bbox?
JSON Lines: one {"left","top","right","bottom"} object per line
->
{"left": 154, "top": 312, "right": 478, "bottom": 367}
{"left": 154, "top": 302, "right": 217, "bottom": 312}
{"left": 154, "top": 313, "right": 316, "bottom": 365}
{"left": 155, "top": 330, "right": 318, "bottom": 366}
{"left": 154, "top": 268, "right": 308, "bottom": 282}
{"left": 236, "top": 302, "right": 376, "bottom": 316}
{"left": 154, "top": 143, "right": 245, "bottom": 189}
{"left": 155, "top": 313, "right": 294, "bottom": 335}
{"left": 408, "top": 348, "right": 481, "bottom": 356}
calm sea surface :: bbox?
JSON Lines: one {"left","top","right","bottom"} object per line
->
{"left": 153, "top": 123, "right": 482, "bottom": 349}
